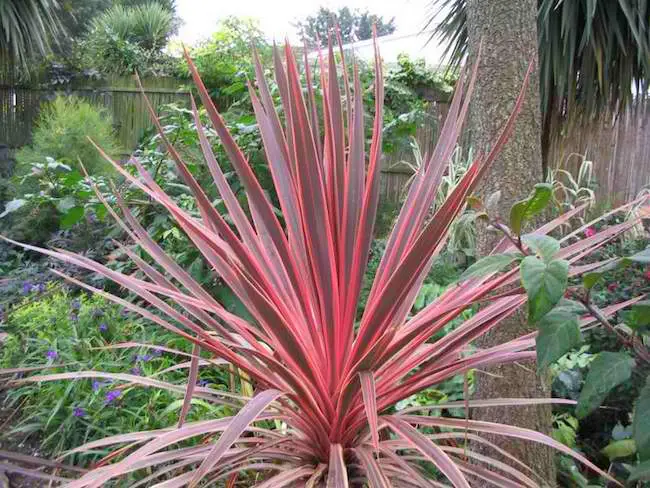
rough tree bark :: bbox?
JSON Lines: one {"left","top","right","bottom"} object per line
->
{"left": 465, "top": 0, "right": 556, "bottom": 485}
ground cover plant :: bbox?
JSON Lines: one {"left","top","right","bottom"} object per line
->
{"left": 0, "top": 292, "right": 231, "bottom": 466}
{"left": 1, "top": 37, "right": 647, "bottom": 486}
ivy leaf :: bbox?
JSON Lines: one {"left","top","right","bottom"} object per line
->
{"left": 521, "top": 256, "right": 569, "bottom": 322}
{"left": 458, "top": 253, "right": 521, "bottom": 282}
{"left": 509, "top": 183, "right": 553, "bottom": 236}
{"left": 60, "top": 206, "right": 85, "bottom": 229}
{"left": 601, "top": 439, "right": 636, "bottom": 460}
{"left": 629, "top": 459, "right": 650, "bottom": 481}
{"left": 634, "top": 379, "right": 650, "bottom": 460}
{"left": 0, "top": 199, "right": 26, "bottom": 218}
{"left": 576, "top": 352, "right": 635, "bottom": 419}
{"left": 522, "top": 234, "right": 560, "bottom": 262}
{"left": 536, "top": 304, "right": 583, "bottom": 371}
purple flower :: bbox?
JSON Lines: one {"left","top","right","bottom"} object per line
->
{"left": 104, "top": 390, "right": 121, "bottom": 404}
{"left": 197, "top": 379, "right": 210, "bottom": 387}
{"left": 152, "top": 348, "right": 163, "bottom": 357}
{"left": 120, "top": 308, "right": 130, "bottom": 319}
{"left": 69, "top": 313, "right": 78, "bottom": 323}
{"left": 46, "top": 350, "right": 58, "bottom": 360}
{"left": 71, "top": 299, "right": 81, "bottom": 311}
{"left": 99, "top": 322, "right": 108, "bottom": 332}
{"left": 92, "top": 380, "right": 102, "bottom": 391}
{"left": 22, "top": 281, "right": 32, "bottom": 295}
{"left": 136, "top": 354, "right": 152, "bottom": 362}
{"left": 37, "top": 283, "right": 46, "bottom": 293}
{"left": 130, "top": 367, "right": 142, "bottom": 376}
{"left": 73, "top": 407, "right": 86, "bottom": 417}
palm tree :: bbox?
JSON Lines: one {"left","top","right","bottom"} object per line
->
{"left": 426, "top": 0, "right": 650, "bottom": 173}
{"left": 0, "top": 0, "right": 66, "bottom": 73}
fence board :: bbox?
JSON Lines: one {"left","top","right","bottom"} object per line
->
{"left": 547, "top": 101, "right": 650, "bottom": 204}
{"left": 0, "top": 75, "right": 190, "bottom": 153}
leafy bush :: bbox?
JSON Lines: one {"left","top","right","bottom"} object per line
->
{"left": 15, "top": 96, "right": 121, "bottom": 175}
{"left": 467, "top": 182, "right": 650, "bottom": 484}
{"left": 0, "top": 292, "right": 230, "bottom": 463}
{"left": 1, "top": 40, "right": 634, "bottom": 487}
{"left": 176, "top": 17, "right": 270, "bottom": 111}
{"left": 83, "top": 2, "right": 176, "bottom": 75}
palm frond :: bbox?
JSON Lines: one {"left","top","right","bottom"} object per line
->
{"left": 427, "top": 0, "right": 650, "bottom": 121}
{"left": 0, "top": 0, "right": 65, "bottom": 71}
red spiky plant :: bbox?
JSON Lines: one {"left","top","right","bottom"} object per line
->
{"left": 2, "top": 38, "right": 633, "bottom": 487}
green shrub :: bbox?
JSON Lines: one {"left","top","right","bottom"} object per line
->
{"left": 83, "top": 2, "right": 176, "bottom": 75}
{"left": 0, "top": 292, "right": 230, "bottom": 463}
{"left": 15, "top": 96, "right": 121, "bottom": 175}
{"left": 177, "top": 17, "right": 270, "bottom": 110}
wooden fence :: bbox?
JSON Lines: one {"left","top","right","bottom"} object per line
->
{"left": 378, "top": 99, "right": 650, "bottom": 205}
{"left": 0, "top": 74, "right": 190, "bottom": 153}
{"left": 547, "top": 101, "right": 650, "bottom": 204}
{"left": 2, "top": 66, "right": 647, "bottom": 205}
{"left": 379, "top": 100, "right": 450, "bottom": 203}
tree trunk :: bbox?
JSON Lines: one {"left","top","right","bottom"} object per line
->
{"left": 465, "top": 0, "right": 555, "bottom": 485}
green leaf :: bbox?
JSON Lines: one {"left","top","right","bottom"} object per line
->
{"left": 601, "top": 439, "right": 636, "bottom": 460}
{"left": 629, "top": 459, "right": 650, "bottom": 481}
{"left": 458, "top": 253, "right": 521, "bottom": 282}
{"left": 576, "top": 352, "right": 635, "bottom": 418}
{"left": 628, "top": 301, "right": 650, "bottom": 330}
{"left": 56, "top": 196, "right": 77, "bottom": 213}
{"left": 509, "top": 183, "right": 553, "bottom": 236}
{"left": 634, "top": 379, "right": 650, "bottom": 460}
{"left": 582, "top": 259, "right": 629, "bottom": 289}
{"left": 0, "top": 199, "right": 26, "bottom": 218}
{"left": 94, "top": 204, "right": 108, "bottom": 221}
{"left": 62, "top": 170, "right": 84, "bottom": 186}
{"left": 60, "top": 206, "right": 84, "bottom": 229}
{"left": 521, "top": 256, "right": 569, "bottom": 322}
{"left": 522, "top": 234, "right": 560, "bottom": 262}
{"left": 536, "top": 305, "right": 583, "bottom": 371}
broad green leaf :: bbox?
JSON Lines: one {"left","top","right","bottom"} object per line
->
{"left": 634, "top": 379, "right": 650, "bottom": 460}
{"left": 56, "top": 196, "right": 77, "bottom": 213}
{"left": 509, "top": 183, "right": 553, "bottom": 236}
{"left": 62, "top": 170, "right": 83, "bottom": 186}
{"left": 458, "top": 253, "right": 521, "bottom": 282}
{"left": 601, "top": 439, "right": 636, "bottom": 460}
{"left": 628, "top": 301, "right": 650, "bottom": 330}
{"left": 522, "top": 234, "right": 560, "bottom": 262}
{"left": 521, "top": 256, "right": 569, "bottom": 322}
{"left": 629, "top": 459, "right": 650, "bottom": 481}
{"left": 60, "top": 206, "right": 84, "bottom": 229}
{"left": 536, "top": 305, "right": 582, "bottom": 371}
{"left": 0, "top": 199, "right": 26, "bottom": 218}
{"left": 576, "top": 352, "right": 635, "bottom": 418}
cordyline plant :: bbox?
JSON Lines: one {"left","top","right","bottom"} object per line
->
{"left": 1, "top": 37, "right": 642, "bottom": 487}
